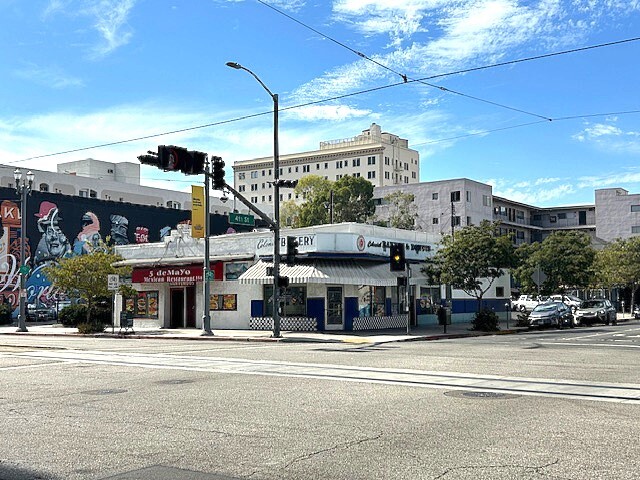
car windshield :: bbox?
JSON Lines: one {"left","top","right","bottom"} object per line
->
{"left": 533, "top": 304, "right": 556, "bottom": 312}
{"left": 566, "top": 295, "right": 580, "bottom": 302}
{"left": 582, "top": 300, "right": 604, "bottom": 309}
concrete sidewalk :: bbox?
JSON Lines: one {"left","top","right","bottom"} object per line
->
{"left": 0, "top": 319, "right": 528, "bottom": 344}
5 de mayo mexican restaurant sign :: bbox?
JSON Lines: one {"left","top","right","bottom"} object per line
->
{"left": 132, "top": 267, "right": 203, "bottom": 286}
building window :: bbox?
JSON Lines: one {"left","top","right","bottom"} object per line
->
{"left": 261, "top": 183, "right": 265, "bottom": 189}
{"left": 353, "top": 158, "right": 360, "bottom": 167}
{"left": 631, "top": 205, "right": 640, "bottom": 212}
{"left": 550, "top": 215, "right": 557, "bottom": 223}
{"left": 412, "top": 172, "right": 416, "bottom": 179}
{"left": 295, "top": 166, "right": 299, "bottom": 173}
{"left": 368, "top": 171, "right": 376, "bottom": 179}
{"left": 466, "top": 191, "right": 471, "bottom": 202}
{"left": 354, "top": 172, "right": 360, "bottom": 177}
{"left": 404, "top": 176, "right": 408, "bottom": 183}
{"left": 79, "top": 189, "right": 88, "bottom": 198}
{"left": 483, "top": 195, "right": 491, "bottom": 207}
{"left": 324, "top": 163, "right": 328, "bottom": 169}
{"left": 264, "top": 285, "right": 306, "bottom": 316}
{"left": 239, "top": 185, "right": 246, "bottom": 192}
{"left": 251, "top": 184, "right": 258, "bottom": 191}
{"left": 467, "top": 216, "right": 472, "bottom": 226}
{"left": 107, "top": 169, "right": 114, "bottom": 174}
{"left": 432, "top": 193, "right": 438, "bottom": 200}
{"left": 261, "top": 196, "right": 265, "bottom": 202}
{"left": 558, "top": 213, "right": 567, "bottom": 219}
{"left": 432, "top": 218, "right": 439, "bottom": 224}
{"left": 385, "top": 157, "right": 390, "bottom": 165}
{"left": 250, "top": 171, "right": 258, "bottom": 179}
{"left": 452, "top": 216, "right": 461, "bottom": 226}
{"left": 496, "top": 287, "right": 505, "bottom": 297}
{"left": 358, "top": 286, "right": 386, "bottom": 317}
{"left": 288, "top": 193, "right": 292, "bottom": 199}
{"left": 288, "top": 167, "right": 292, "bottom": 173}
{"left": 384, "top": 172, "right": 390, "bottom": 179}
{"left": 268, "top": 195, "right": 272, "bottom": 202}
{"left": 316, "top": 163, "right": 320, "bottom": 170}
{"left": 451, "top": 191, "right": 461, "bottom": 202}
{"left": 262, "top": 170, "right": 265, "bottom": 177}
{"left": 632, "top": 226, "right": 640, "bottom": 233}
{"left": 367, "top": 156, "right": 376, "bottom": 165}
{"left": 303, "top": 165, "right": 310, "bottom": 173}
{"left": 238, "top": 173, "right": 245, "bottom": 180}
{"left": 39, "top": 183, "right": 49, "bottom": 192}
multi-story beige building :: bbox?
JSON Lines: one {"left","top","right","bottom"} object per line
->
{"left": 232, "top": 123, "right": 420, "bottom": 212}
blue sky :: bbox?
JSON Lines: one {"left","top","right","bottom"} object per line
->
{"left": 1, "top": 0, "right": 639, "bottom": 207}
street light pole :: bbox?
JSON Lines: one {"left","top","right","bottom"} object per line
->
{"left": 14, "top": 169, "right": 34, "bottom": 333}
{"left": 226, "top": 61, "right": 281, "bottom": 338}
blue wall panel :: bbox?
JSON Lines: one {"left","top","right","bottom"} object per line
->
{"left": 307, "top": 297, "right": 325, "bottom": 331}
{"left": 344, "top": 297, "right": 359, "bottom": 331}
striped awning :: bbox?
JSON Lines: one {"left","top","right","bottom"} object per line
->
{"left": 238, "top": 259, "right": 405, "bottom": 286}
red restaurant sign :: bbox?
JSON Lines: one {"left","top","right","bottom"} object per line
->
{"left": 132, "top": 266, "right": 203, "bottom": 285}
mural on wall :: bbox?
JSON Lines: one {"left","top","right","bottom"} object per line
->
{"left": 0, "top": 187, "right": 257, "bottom": 314}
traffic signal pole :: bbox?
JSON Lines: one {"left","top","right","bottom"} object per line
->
{"left": 202, "top": 158, "right": 212, "bottom": 335}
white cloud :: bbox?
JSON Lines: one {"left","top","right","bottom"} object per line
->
{"left": 487, "top": 176, "right": 577, "bottom": 205}
{"left": 573, "top": 121, "right": 640, "bottom": 154}
{"left": 13, "top": 63, "right": 84, "bottom": 89}
{"left": 286, "top": 104, "right": 372, "bottom": 121}
{"left": 42, "top": 0, "right": 136, "bottom": 57}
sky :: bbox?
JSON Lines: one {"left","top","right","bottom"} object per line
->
{"left": 1, "top": 0, "right": 640, "bottom": 207}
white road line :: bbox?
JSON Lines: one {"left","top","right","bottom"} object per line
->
{"left": 539, "top": 342, "right": 640, "bottom": 349}
{"left": 3, "top": 349, "right": 640, "bottom": 404}
{"left": 0, "top": 361, "right": 73, "bottom": 371}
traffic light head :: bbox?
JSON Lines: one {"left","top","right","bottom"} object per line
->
{"left": 137, "top": 154, "right": 160, "bottom": 167}
{"left": 158, "top": 146, "right": 207, "bottom": 175}
{"left": 390, "top": 242, "right": 406, "bottom": 272}
{"left": 286, "top": 236, "right": 299, "bottom": 267}
{"left": 211, "top": 156, "right": 226, "bottom": 190}
{"left": 277, "top": 275, "right": 290, "bottom": 288}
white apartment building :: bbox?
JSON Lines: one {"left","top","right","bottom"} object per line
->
{"left": 374, "top": 179, "right": 598, "bottom": 245}
{"left": 1, "top": 158, "right": 233, "bottom": 214}
{"left": 595, "top": 188, "right": 640, "bottom": 242}
{"left": 232, "top": 123, "right": 420, "bottom": 212}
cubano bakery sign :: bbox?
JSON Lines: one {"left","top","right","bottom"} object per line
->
{"left": 132, "top": 266, "right": 203, "bottom": 285}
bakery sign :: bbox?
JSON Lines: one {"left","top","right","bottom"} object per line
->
{"left": 132, "top": 266, "right": 203, "bottom": 286}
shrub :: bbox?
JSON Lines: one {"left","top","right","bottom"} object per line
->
{"left": 77, "top": 321, "right": 105, "bottom": 334}
{"left": 58, "top": 304, "right": 88, "bottom": 327}
{"left": 472, "top": 308, "right": 500, "bottom": 332}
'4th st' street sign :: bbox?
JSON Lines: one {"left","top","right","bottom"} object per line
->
{"left": 229, "top": 212, "right": 255, "bottom": 226}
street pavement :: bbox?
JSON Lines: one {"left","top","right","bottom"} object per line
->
{"left": 0, "top": 318, "right": 531, "bottom": 344}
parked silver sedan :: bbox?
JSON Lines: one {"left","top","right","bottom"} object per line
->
{"left": 528, "top": 301, "right": 575, "bottom": 329}
{"left": 574, "top": 299, "right": 617, "bottom": 326}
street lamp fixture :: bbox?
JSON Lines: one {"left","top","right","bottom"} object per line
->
{"left": 14, "top": 168, "right": 34, "bottom": 332}
{"left": 226, "top": 61, "right": 282, "bottom": 338}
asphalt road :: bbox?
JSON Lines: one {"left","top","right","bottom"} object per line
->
{"left": 0, "top": 323, "right": 638, "bottom": 480}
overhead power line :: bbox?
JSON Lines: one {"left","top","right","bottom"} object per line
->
{"left": 12, "top": 37, "right": 640, "bottom": 164}
{"left": 256, "top": 0, "right": 551, "bottom": 120}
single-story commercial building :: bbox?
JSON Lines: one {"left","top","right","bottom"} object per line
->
{"left": 114, "top": 223, "right": 511, "bottom": 331}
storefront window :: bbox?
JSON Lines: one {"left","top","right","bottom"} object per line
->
{"left": 263, "top": 285, "right": 306, "bottom": 317}
{"left": 125, "top": 291, "right": 159, "bottom": 319}
{"left": 416, "top": 287, "right": 441, "bottom": 315}
{"left": 358, "top": 286, "right": 386, "bottom": 317}
{"left": 210, "top": 294, "right": 237, "bottom": 311}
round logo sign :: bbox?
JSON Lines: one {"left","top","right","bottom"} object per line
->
{"left": 356, "top": 235, "right": 365, "bottom": 252}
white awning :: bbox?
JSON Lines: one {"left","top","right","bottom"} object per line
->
{"left": 238, "top": 259, "right": 405, "bottom": 286}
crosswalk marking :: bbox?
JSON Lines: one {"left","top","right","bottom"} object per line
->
{"left": 3, "top": 349, "right": 640, "bottom": 405}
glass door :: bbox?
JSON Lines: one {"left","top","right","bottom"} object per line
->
{"left": 326, "top": 286, "right": 343, "bottom": 330}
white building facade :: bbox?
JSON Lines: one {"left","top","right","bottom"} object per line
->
{"left": 232, "top": 124, "right": 420, "bottom": 215}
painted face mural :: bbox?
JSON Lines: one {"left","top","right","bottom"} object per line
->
{"left": 33, "top": 201, "right": 71, "bottom": 266}
{"left": 73, "top": 211, "right": 103, "bottom": 255}
{"left": 110, "top": 214, "right": 129, "bottom": 245}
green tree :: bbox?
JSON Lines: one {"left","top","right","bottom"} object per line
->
{"left": 280, "top": 199, "right": 300, "bottom": 227}
{"left": 381, "top": 191, "right": 418, "bottom": 229}
{"left": 422, "top": 220, "right": 518, "bottom": 313}
{"left": 331, "top": 176, "right": 375, "bottom": 223}
{"left": 43, "top": 249, "right": 131, "bottom": 323}
{"left": 293, "top": 175, "right": 333, "bottom": 227}
{"left": 513, "top": 231, "right": 595, "bottom": 295}
{"left": 594, "top": 237, "right": 640, "bottom": 308}
{"left": 292, "top": 175, "right": 375, "bottom": 227}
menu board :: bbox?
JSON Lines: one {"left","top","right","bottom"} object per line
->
{"left": 127, "top": 291, "right": 159, "bottom": 319}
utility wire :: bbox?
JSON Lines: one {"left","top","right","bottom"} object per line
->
{"left": 256, "top": 0, "right": 551, "bottom": 120}
{"left": 13, "top": 37, "right": 640, "bottom": 163}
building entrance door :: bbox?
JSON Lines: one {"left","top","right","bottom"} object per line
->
{"left": 326, "top": 286, "right": 343, "bottom": 331}
{"left": 185, "top": 286, "right": 196, "bottom": 328}
{"left": 170, "top": 288, "right": 185, "bottom": 328}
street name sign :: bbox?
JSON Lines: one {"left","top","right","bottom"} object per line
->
{"left": 229, "top": 212, "right": 255, "bottom": 226}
